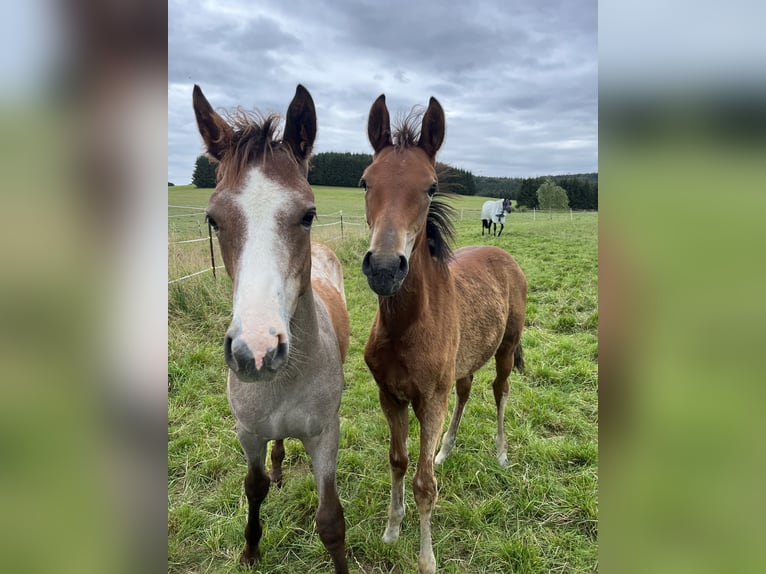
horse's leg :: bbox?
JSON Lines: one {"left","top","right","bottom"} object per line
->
{"left": 434, "top": 375, "right": 473, "bottom": 465}
{"left": 379, "top": 389, "right": 409, "bottom": 544}
{"left": 492, "top": 342, "right": 517, "bottom": 467}
{"left": 497, "top": 222, "right": 504, "bottom": 237}
{"left": 237, "top": 429, "right": 270, "bottom": 565}
{"left": 303, "top": 420, "right": 348, "bottom": 574}
{"left": 269, "top": 439, "right": 285, "bottom": 486}
{"left": 412, "top": 394, "right": 449, "bottom": 574}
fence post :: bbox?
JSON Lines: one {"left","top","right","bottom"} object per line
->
{"left": 570, "top": 208, "right": 573, "bottom": 222}
{"left": 533, "top": 208, "right": 536, "bottom": 222}
{"left": 340, "top": 210, "right": 344, "bottom": 241}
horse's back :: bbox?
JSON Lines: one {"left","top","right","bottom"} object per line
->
{"left": 311, "top": 242, "right": 350, "bottom": 362}
{"left": 450, "top": 245, "right": 527, "bottom": 376}
{"left": 480, "top": 201, "right": 495, "bottom": 220}
{"left": 452, "top": 245, "right": 524, "bottom": 286}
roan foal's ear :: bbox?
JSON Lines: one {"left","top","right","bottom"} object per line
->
{"left": 192, "top": 84, "right": 233, "bottom": 161}
{"left": 418, "top": 96, "right": 445, "bottom": 159}
{"left": 284, "top": 84, "right": 317, "bottom": 162}
{"left": 367, "top": 94, "right": 392, "bottom": 154}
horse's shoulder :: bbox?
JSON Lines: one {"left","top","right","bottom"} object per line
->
{"left": 310, "top": 242, "right": 349, "bottom": 362}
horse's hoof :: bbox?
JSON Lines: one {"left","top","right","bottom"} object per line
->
{"left": 417, "top": 552, "right": 437, "bottom": 574}
{"left": 239, "top": 546, "right": 261, "bottom": 567}
{"left": 497, "top": 452, "right": 509, "bottom": 467}
{"left": 382, "top": 527, "right": 400, "bottom": 544}
{"left": 269, "top": 471, "right": 283, "bottom": 487}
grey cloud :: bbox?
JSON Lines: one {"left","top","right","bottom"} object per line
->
{"left": 168, "top": 0, "right": 597, "bottom": 183}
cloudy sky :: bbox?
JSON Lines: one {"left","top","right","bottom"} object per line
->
{"left": 168, "top": 0, "right": 597, "bottom": 185}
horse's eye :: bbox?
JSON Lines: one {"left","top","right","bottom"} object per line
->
{"left": 428, "top": 183, "right": 437, "bottom": 197}
{"left": 301, "top": 208, "right": 317, "bottom": 228}
{"left": 206, "top": 214, "right": 219, "bottom": 233}
{"left": 359, "top": 179, "right": 367, "bottom": 191}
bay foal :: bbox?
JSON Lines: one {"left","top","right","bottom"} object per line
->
{"left": 361, "top": 95, "right": 527, "bottom": 573}
{"left": 193, "top": 84, "right": 349, "bottom": 572}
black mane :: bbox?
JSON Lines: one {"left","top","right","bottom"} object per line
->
{"left": 426, "top": 191, "right": 456, "bottom": 263}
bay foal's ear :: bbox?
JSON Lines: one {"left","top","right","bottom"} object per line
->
{"left": 418, "top": 97, "right": 445, "bottom": 159}
{"left": 283, "top": 84, "right": 317, "bottom": 162}
{"left": 192, "top": 84, "right": 233, "bottom": 161}
{"left": 367, "top": 94, "right": 392, "bottom": 154}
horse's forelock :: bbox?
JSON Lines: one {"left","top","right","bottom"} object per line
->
{"left": 216, "top": 110, "right": 292, "bottom": 190}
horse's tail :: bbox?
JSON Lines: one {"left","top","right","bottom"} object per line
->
{"left": 513, "top": 343, "right": 525, "bottom": 374}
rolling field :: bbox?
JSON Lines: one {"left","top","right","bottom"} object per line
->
{"left": 168, "top": 185, "right": 598, "bottom": 573}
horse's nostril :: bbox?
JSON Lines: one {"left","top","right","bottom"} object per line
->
{"left": 362, "top": 251, "right": 373, "bottom": 277}
{"left": 270, "top": 342, "right": 288, "bottom": 371}
{"left": 224, "top": 334, "right": 236, "bottom": 369}
{"left": 398, "top": 255, "right": 408, "bottom": 276}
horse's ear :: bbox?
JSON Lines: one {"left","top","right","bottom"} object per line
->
{"left": 418, "top": 97, "right": 445, "bottom": 159}
{"left": 368, "top": 94, "right": 392, "bottom": 154}
{"left": 192, "top": 85, "right": 232, "bottom": 161}
{"left": 284, "top": 84, "right": 317, "bottom": 162}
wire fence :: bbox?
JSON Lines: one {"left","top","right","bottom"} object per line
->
{"left": 168, "top": 210, "right": 369, "bottom": 284}
{"left": 168, "top": 207, "right": 596, "bottom": 284}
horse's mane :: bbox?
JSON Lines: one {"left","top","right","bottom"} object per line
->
{"left": 426, "top": 192, "right": 457, "bottom": 263}
{"left": 215, "top": 109, "right": 291, "bottom": 189}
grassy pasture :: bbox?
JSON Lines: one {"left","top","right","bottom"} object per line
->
{"left": 168, "top": 185, "right": 598, "bottom": 573}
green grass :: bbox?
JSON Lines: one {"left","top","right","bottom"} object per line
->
{"left": 168, "top": 185, "right": 597, "bottom": 573}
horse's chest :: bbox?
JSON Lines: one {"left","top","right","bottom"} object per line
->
{"left": 227, "top": 375, "right": 336, "bottom": 440}
{"left": 365, "top": 330, "right": 455, "bottom": 399}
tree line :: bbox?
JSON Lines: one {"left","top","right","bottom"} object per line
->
{"left": 306, "top": 152, "right": 478, "bottom": 195}
{"left": 516, "top": 175, "right": 598, "bottom": 210}
{"left": 190, "top": 153, "right": 597, "bottom": 210}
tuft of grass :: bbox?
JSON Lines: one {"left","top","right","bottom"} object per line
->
{"left": 168, "top": 187, "right": 597, "bottom": 573}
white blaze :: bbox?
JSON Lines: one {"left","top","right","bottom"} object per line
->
{"left": 232, "top": 168, "right": 293, "bottom": 369}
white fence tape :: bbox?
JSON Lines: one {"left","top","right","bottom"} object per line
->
{"left": 169, "top": 207, "right": 596, "bottom": 284}
{"left": 170, "top": 237, "right": 218, "bottom": 245}
{"left": 168, "top": 266, "right": 225, "bottom": 284}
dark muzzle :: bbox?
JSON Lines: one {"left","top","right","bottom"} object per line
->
{"left": 362, "top": 251, "right": 409, "bottom": 296}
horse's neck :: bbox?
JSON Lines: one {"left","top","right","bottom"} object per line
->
{"left": 379, "top": 240, "right": 451, "bottom": 332}
{"left": 290, "top": 286, "right": 320, "bottom": 351}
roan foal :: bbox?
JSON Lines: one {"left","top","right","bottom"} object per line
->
{"left": 193, "top": 84, "right": 349, "bottom": 573}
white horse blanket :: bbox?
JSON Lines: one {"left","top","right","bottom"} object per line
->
{"left": 481, "top": 199, "right": 507, "bottom": 224}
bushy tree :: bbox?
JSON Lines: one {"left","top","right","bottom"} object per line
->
{"left": 192, "top": 155, "right": 218, "bottom": 188}
{"left": 536, "top": 178, "right": 569, "bottom": 213}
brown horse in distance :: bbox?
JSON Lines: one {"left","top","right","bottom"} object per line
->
{"left": 361, "top": 95, "right": 527, "bottom": 573}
